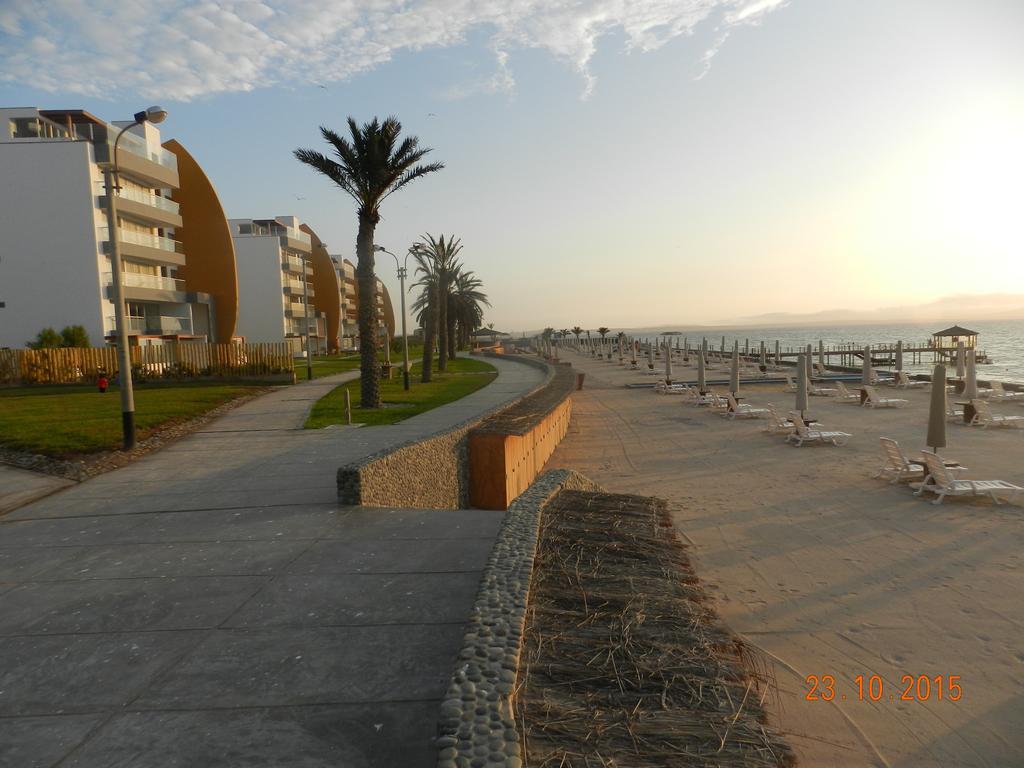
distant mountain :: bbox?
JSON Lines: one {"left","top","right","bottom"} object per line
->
{"left": 729, "top": 293, "right": 1024, "bottom": 328}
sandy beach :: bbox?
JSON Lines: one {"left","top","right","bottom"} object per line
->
{"left": 546, "top": 348, "right": 1024, "bottom": 767}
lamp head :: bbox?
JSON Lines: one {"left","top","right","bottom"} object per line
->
{"left": 373, "top": 245, "right": 386, "bottom": 252}
{"left": 134, "top": 106, "right": 169, "bottom": 125}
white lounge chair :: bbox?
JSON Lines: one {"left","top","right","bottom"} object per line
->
{"left": 809, "top": 381, "right": 837, "bottom": 397}
{"left": 913, "top": 451, "right": 1022, "bottom": 505}
{"left": 875, "top": 438, "right": 965, "bottom": 485}
{"left": 762, "top": 405, "right": 795, "bottom": 435}
{"left": 895, "top": 371, "right": 928, "bottom": 389}
{"left": 786, "top": 412, "right": 851, "bottom": 447}
{"left": 862, "top": 386, "right": 908, "bottom": 409}
{"left": 969, "top": 399, "right": 1024, "bottom": 429}
{"left": 654, "top": 381, "right": 691, "bottom": 395}
{"left": 946, "top": 393, "right": 964, "bottom": 423}
{"left": 725, "top": 393, "right": 769, "bottom": 420}
{"left": 833, "top": 381, "right": 861, "bottom": 403}
{"left": 987, "top": 381, "right": 1024, "bottom": 400}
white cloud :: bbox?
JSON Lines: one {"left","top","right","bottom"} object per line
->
{"left": 0, "top": 0, "right": 789, "bottom": 100}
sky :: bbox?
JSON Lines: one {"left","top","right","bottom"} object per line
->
{"left": 2, "top": 0, "right": 1023, "bottom": 332}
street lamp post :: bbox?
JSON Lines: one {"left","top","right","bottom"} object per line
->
{"left": 301, "top": 252, "right": 313, "bottom": 380}
{"left": 102, "top": 106, "right": 169, "bottom": 451}
{"left": 374, "top": 244, "right": 415, "bottom": 391}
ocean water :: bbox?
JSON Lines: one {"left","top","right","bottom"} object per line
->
{"left": 638, "top": 320, "right": 1024, "bottom": 384}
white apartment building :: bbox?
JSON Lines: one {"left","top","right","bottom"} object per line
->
{"left": 230, "top": 216, "right": 324, "bottom": 353}
{"left": 0, "top": 107, "right": 218, "bottom": 348}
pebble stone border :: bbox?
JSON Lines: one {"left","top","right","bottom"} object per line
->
{"left": 436, "top": 469, "right": 601, "bottom": 768}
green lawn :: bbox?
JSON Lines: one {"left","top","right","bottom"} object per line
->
{"left": 305, "top": 357, "right": 497, "bottom": 428}
{"left": 0, "top": 382, "right": 261, "bottom": 456}
{"left": 300, "top": 344, "right": 426, "bottom": 379}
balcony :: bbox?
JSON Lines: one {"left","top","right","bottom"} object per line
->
{"left": 102, "top": 227, "right": 186, "bottom": 266}
{"left": 103, "top": 186, "right": 183, "bottom": 228}
{"left": 103, "top": 271, "right": 186, "bottom": 300}
{"left": 105, "top": 315, "right": 193, "bottom": 336}
{"left": 282, "top": 255, "right": 307, "bottom": 273}
{"left": 283, "top": 278, "right": 314, "bottom": 297}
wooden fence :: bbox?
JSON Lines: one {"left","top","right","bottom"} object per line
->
{"left": 0, "top": 343, "right": 294, "bottom": 385}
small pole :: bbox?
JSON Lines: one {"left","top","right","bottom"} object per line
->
{"left": 344, "top": 388, "right": 352, "bottom": 425}
{"left": 301, "top": 253, "right": 313, "bottom": 380}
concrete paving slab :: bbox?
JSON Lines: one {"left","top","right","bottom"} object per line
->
{"left": 0, "top": 714, "right": 108, "bottom": 768}
{"left": 292, "top": 536, "right": 495, "bottom": 574}
{"left": 39, "top": 539, "right": 312, "bottom": 580}
{"left": 321, "top": 507, "right": 504, "bottom": 541}
{"left": 59, "top": 702, "right": 440, "bottom": 768}
{"left": 0, "top": 545, "right": 89, "bottom": 582}
{"left": 0, "top": 576, "right": 267, "bottom": 635}
{"left": 0, "top": 465, "right": 75, "bottom": 517}
{"left": 224, "top": 571, "right": 483, "bottom": 627}
{"left": 0, "top": 630, "right": 204, "bottom": 716}
{"left": 136, "top": 624, "right": 463, "bottom": 708}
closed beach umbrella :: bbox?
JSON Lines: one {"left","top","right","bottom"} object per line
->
{"left": 895, "top": 340, "right": 904, "bottom": 372}
{"left": 617, "top": 335, "right": 624, "bottom": 362}
{"left": 730, "top": 341, "right": 740, "bottom": 394}
{"left": 956, "top": 341, "right": 966, "bottom": 379}
{"left": 796, "top": 354, "right": 809, "bottom": 416}
{"left": 683, "top": 337, "right": 689, "bottom": 360}
{"left": 647, "top": 341, "right": 655, "bottom": 369}
{"left": 964, "top": 352, "right": 978, "bottom": 400}
{"left": 721, "top": 336, "right": 726, "bottom": 354}
{"left": 630, "top": 339, "right": 637, "bottom": 366}
{"left": 759, "top": 340, "right": 766, "bottom": 367}
{"left": 927, "top": 364, "right": 947, "bottom": 453}
{"left": 701, "top": 337, "right": 708, "bottom": 365}
{"left": 818, "top": 340, "right": 825, "bottom": 373}
{"left": 862, "top": 345, "right": 872, "bottom": 385}
{"left": 665, "top": 340, "right": 673, "bottom": 383}
{"left": 697, "top": 349, "right": 707, "bottom": 393}
{"left": 774, "top": 340, "right": 781, "bottom": 365}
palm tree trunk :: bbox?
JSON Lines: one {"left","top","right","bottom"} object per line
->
{"left": 356, "top": 216, "right": 380, "bottom": 408}
{"left": 437, "top": 276, "right": 449, "bottom": 371}
{"left": 420, "top": 286, "right": 435, "bottom": 383}
{"left": 446, "top": 309, "right": 457, "bottom": 360}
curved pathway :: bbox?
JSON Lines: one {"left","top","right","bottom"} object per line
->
{"left": 0, "top": 356, "right": 544, "bottom": 768}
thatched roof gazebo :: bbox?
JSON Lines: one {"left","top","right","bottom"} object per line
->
{"left": 931, "top": 325, "right": 978, "bottom": 351}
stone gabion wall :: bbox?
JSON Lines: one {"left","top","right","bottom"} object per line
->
{"left": 436, "top": 469, "right": 602, "bottom": 768}
{"left": 336, "top": 355, "right": 556, "bottom": 509}
{"left": 337, "top": 422, "right": 475, "bottom": 508}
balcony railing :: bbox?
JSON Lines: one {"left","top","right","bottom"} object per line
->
{"left": 282, "top": 256, "right": 306, "bottom": 272}
{"left": 103, "top": 272, "right": 185, "bottom": 292}
{"left": 100, "top": 226, "right": 184, "bottom": 254}
{"left": 114, "top": 129, "right": 178, "bottom": 171}
{"left": 281, "top": 226, "right": 311, "bottom": 244}
{"left": 117, "top": 186, "right": 180, "bottom": 215}
{"left": 284, "top": 278, "right": 314, "bottom": 295}
{"left": 105, "top": 315, "right": 193, "bottom": 335}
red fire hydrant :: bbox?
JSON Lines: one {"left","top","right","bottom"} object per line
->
{"left": 97, "top": 375, "right": 109, "bottom": 393}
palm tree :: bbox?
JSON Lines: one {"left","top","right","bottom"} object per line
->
{"left": 559, "top": 329, "right": 570, "bottom": 339}
{"left": 541, "top": 327, "right": 555, "bottom": 340}
{"left": 571, "top": 326, "right": 583, "bottom": 342}
{"left": 449, "top": 268, "right": 489, "bottom": 351}
{"left": 410, "top": 234, "right": 462, "bottom": 373}
{"left": 411, "top": 251, "right": 439, "bottom": 383}
{"left": 597, "top": 327, "right": 610, "bottom": 339}
{"left": 294, "top": 117, "right": 443, "bottom": 408}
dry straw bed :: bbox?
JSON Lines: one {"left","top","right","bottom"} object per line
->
{"left": 517, "top": 489, "right": 796, "bottom": 767}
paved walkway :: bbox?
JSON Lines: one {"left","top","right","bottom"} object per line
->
{"left": 0, "top": 466, "right": 74, "bottom": 517}
{"left": 0, "top": 356, "right": 545, "bottom": 768}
